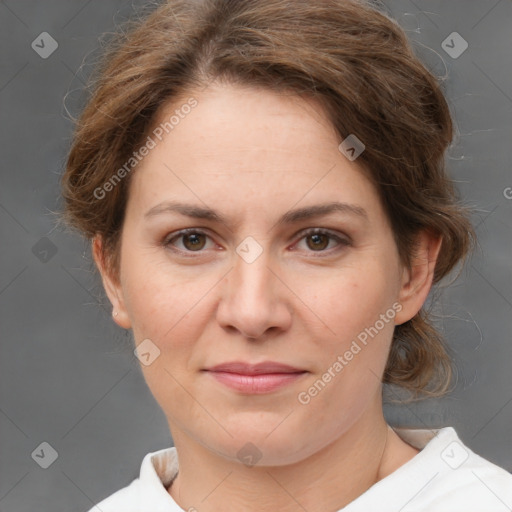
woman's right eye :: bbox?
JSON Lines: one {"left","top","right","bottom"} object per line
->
{"left": 163, "top": 229, "right": 215, "bottom": 254}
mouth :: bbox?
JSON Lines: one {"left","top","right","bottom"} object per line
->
{"left": 202, "top": 361, "right": 308, "bottom": 394}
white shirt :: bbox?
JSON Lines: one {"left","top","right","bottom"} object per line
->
{"left": 88, "top": 427, "right": 512, "bottom": 512}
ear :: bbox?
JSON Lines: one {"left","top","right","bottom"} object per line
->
{"left": 394, "top": 230, "right": 442, "bottom": 326}
{"left": 92, "top": 236, "right": 131, "bottom": 329}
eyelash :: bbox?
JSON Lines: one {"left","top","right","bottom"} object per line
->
{"left": 162, "top": 227, "right": 351, "bottom": 257}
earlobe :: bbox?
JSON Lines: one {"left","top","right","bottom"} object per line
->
{"left": 92, "top": 236, "right": 132, "bottom": 329}
{"left": 394, "top": 231, "right": 442, "bottom": 326}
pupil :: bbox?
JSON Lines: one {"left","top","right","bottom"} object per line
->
{"left": 185, "top": 233, "right": 205, "bottom": 250}
{"left": 308, "top": 233, "right": 328, "bottom": 250}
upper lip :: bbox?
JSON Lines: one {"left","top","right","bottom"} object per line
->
{"left": 205, "top": 361, "right": 306, "bottom": 375}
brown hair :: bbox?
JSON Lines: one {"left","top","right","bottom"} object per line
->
{"left": 61, "top": 0, "right": 475, "bottom": 398}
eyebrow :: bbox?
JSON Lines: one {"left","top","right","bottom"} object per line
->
{"left": 144, "top": 200, "right": 368, "bottom": 227}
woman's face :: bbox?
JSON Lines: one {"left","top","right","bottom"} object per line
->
{"left": 101, "top": 83, "right": 422, "bottom": 465}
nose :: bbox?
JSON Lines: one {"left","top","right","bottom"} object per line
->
{"left": 216, "top": 247, "right": 292, "bottom": 340}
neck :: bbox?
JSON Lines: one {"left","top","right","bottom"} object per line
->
{"left": 167, "top": 398, "right": 416, "bottom": 512}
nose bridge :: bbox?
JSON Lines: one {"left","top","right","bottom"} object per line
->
{"left": 233, "top": 248, "right": 273, "bottom": 300}
{"left": 216, "top": 237, "right": 291, "bottom": 339}
{"left": 231, "top": 239, "right": 277, "bottom": 311}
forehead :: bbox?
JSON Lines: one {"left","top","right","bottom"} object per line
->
{"left": 128, "top": 83, "right": 380, "bottom": 220}
{"left": 152, "top": 84, "right": 336, "bottom": 163}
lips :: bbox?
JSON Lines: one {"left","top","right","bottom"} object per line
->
{"left": 205, "top": 361, "right": 305, "bottom": 375}
{"left": 203, "top": 361, "right": 308, "bottom": 394}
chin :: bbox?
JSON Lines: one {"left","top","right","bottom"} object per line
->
{"left": 202, "top": 424, "right": 311, "bottom": 468}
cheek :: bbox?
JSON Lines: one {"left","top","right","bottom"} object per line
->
{"left": 121, "top": 264, "right": 212, "bottom": 418}
{"left": 298, "top": 273, "right": 397, "bottom": 433}
{"left": 119, "top": 241, "right": 208, "bottom": 339}
{"left": 301, "top": 257, "right": 399, "bottom": 404}
{"left": 314, "top": 261, "right": 398, "bottom": 341}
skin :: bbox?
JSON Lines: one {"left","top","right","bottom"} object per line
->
{"left": 93, "top": 82, "right": 442, "bottom": 512}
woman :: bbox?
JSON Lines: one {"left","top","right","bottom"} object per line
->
{"left": 61, "top": 0, "right": 512, "bottom": 510}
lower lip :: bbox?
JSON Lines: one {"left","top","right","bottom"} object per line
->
{"left": 205, "top": 371, "right": 307, "bottom": 393}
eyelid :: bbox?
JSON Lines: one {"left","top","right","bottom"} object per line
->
{"left": 163, "top": 227, "right": 212, "bottom": 242}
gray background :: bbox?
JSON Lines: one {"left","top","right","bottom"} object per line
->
{"left": 0, "top": 1, "right": 511, "bottom": 510}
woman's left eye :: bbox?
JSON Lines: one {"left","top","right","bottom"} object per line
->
{"left": 293, "top": 228, "right": 350, "bottom": 253}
